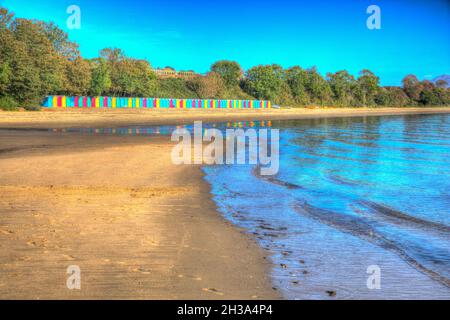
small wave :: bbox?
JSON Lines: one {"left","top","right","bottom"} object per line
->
{"left": 252, "top": 166, "right": 303, "bottom": 190}
{"left": 292, "top": 201, "right": 450, "bottom": 288}
{"left": 359, "top": 200, "right": 450, "bottom": 234}
{"left": 325, "top": 172, "right": 365, "bottom": 187}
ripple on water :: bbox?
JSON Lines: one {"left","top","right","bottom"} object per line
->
{"left": 204, "top": 114, "right": 450, "bottom": 299}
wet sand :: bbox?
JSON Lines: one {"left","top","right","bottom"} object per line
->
{"left": 0, "top": 107, "right": 448, "bottom": 129}
{"left": 0, "top": 130, "right": 277, "bottom": 299}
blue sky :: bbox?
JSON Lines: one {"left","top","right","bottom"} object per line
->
{"left": 1, "top": 0, "right": 449, "bottom": 85}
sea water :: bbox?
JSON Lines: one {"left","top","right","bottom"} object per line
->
{"left": 202, "top": 114, "right": 450, "bottom": 299}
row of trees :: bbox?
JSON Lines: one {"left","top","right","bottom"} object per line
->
{"left": 242, "top": 65, "right": 449, "bottom": 107}
{"left": 0, "top": 7, "right": 449, "bottom": 110}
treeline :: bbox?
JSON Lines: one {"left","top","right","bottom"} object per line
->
{"left": 0, "top": 7, "right": 449, "bottom": 110}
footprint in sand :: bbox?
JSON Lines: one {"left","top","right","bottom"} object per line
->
{"left": 17, "top": 256, "right": 32, "bottom": 262}
{"left": 202, "top": 288, "right": 224, "bottom": 296}
{"left": 0, "top": 229, "right": 14, "bottom": 235}
{"left": 26, "top": 238, "right": 48, "bottom": 248}
{"left": 141, "top": 239, "right": 159, "bottom": 246}
{"left": 26, "top": 240, "right": 37, "bottom": 247}
{"left": 132, "top": 267, "right": 152, "bottom": 274}
{"left": 177, "top": 274, "right": 202, "bottom": 281}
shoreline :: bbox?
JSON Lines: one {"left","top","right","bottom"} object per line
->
{"left": 1, "top": 108, "right": 449, "bottom": 299}
{"left": 0, "top": 131, "right": 278, "bottom": 299}
{"left": 0, "top": 107, "right": 448, "bottom": 129}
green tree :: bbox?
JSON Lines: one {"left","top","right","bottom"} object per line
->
{"left": 243, "top": 64, "right": 284, "bottom": 102}
{"left": 156, "top": 78, "right": 197, "bottom": 98}
{"left": 388, "top": 87, "right": 410, "bottom": 106}
{"left": 0, "top": 7, "right": 14, "bottom": 31}
{"left": 98, "top": 48, "right": 157, "bottom": 97}
{"left": 39, "top": 21, "right": 79, "bottom": 60}
{"left": 435, "top": 79, "right": 448, "bottom": 89}
{"left": 356, "top": 69, "right": 380, "bottom": 106}
{"left": 188, "top": 72, "right": 225, "bottom": 99}
{"left": 327, "top": 70, "right": 356, "bottom": 106}
{"left": 1, "top": 16, "right": 62, "bottom": 102}
{"left": 402, "top": 74, "right": 423, "bottom": 103}
{"left": 286, "top": 66, "right": 309, "bottom": 105}
{"left": 420, "top": 87, "right": 449, "bottom": 105}
{"left": 0, "top": 59, "right": 11, "bottom": 95}
{"left": 89, "top": 58, "right": 111, "bottom": 96}
{"left": 100, "top": 47, "right": 125, "bottom": 64}
{"left": 374, "top": 87, "right": 389, "bottom": 106}
{"left": 61, "top": 57, "right": 91, "bottom": 95}
{"left": 305, "top": 67, "right": 332, "bottom": 105}
{"left": 211, "top": 60, "right": 243, "bottom": 87}
{"left": 128, "top": 59, "right": 157, "bottom": 96}
{"left": 111, "top": 59, "right": 156, "bottom": 96}
{"left": 374, "top": 86, "right": 409, "bottom": 106}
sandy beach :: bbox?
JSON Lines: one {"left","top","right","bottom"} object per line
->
{"left": 0, "top": 130, "right": 277, "bottom": 299}
{"left": 0, "top": 107, "right": 449, "bottom": 300}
